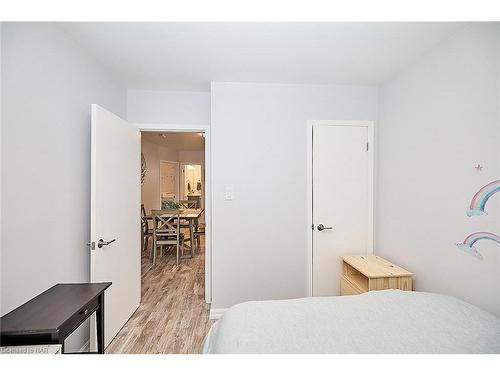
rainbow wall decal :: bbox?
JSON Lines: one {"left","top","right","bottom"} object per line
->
{"left": 466, "top": 179, "right": 500, "bottom": 217}
{"left": 456, "top": 232, "right": 500, "bottom": 260}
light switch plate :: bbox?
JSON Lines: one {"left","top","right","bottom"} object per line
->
{"left": 225, "top": 186, "right": 233, "bottom": 200}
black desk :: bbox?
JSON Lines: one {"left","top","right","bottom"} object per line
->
{"left": 0, "top": 283, "right": 111, "bottom": 354}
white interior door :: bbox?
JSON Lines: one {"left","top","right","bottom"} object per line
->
{"left": 90, "top": 104, "right": 141, "bottom": 349}
{"left": 160, "top": 161, "right": 179, "bottom": 201}
{"left": 312, "top": 124, "right": 373, "bottom": 296}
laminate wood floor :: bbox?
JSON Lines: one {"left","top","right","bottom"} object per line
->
{"left": 106, "top": 238, "right": 212, "bottom": 354}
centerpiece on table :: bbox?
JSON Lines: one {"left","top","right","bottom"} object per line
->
{"left": 161, "top": 199, "right": 181, "bottom": 210}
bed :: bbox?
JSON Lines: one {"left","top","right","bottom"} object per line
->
{"left": 202, "top": 290, "right": 500, "bottom": 354}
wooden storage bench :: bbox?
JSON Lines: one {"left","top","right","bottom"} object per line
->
{"left": 340, "top": 255, "right": 413, "bottom": 296}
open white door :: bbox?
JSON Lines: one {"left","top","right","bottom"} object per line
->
{"left": 90, "top": 104, "right": 141, "bottom": 350}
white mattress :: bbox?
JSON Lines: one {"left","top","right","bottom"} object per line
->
{"left": 202, "top": 290, "right": 500, "bottom": 354}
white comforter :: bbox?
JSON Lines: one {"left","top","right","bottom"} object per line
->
{"left": 202, "top": 290, "right": 500, "bottom": 354}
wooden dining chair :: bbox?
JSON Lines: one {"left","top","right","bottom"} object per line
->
{"left": 141, "top": 204, "right": 153, "bottom": 253}
{"left": 179, "top": 200, "right": 197, "bottom": 209}
{"left": 193, "top": 221, "right": 205, "bottom": 250}
{"left": 151, "top": 210, "right": 192, "bottom": 266}
{"left": 187, "top": 195, "right": 201, "bottom": 208}
{"left": 177, "top": 200, "right": 196, "bottom": 238}
{"left": 177, "top": 201, "right": 200, "bottom": 256}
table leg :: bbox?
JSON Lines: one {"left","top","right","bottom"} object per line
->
{"left": 96, "top": 294, "right": 105, "bottom": 354}
{"left": 189, "top": 219, "right": 195, "bottom": 257}
{"left": 194, "top": 217, "right": 200, "bottom": 255}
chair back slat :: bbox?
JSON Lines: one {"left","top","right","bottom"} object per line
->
{"left": 187, "top": 195, "right": 201, "bottom": 208}
{"left": 141, "top": 204, "right": 149, "bottom": 233}
{"left": 179, "top": 200, "right": 197, "bottom": 209}
{"left": 151, "top": 210, "right": 181, "bottom": 236}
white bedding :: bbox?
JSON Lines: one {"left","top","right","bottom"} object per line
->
{"left": 202, "top": 290, "right": 500, "bottom": 354}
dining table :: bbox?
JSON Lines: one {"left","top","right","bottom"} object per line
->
{"left": 144, "top": 208, "right": 204, "bottom": 255}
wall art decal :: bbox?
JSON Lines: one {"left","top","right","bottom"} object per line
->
{"left": 466, "top": 179, "right": 500, "bottom": 217}
{"left": 456, "top": 232, "right": 500, "bottom": 260}
{"left": 141, "top": 153, "right": 147, "bottom": 185}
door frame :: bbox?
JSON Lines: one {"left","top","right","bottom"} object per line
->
{"left": 138, "top": 123, "right": 212, "bottom": 303}
{"left": 159, "top": 160, "right": 180, "bottom": 205}
{"left": 306, "top": 120, "right": 375, "bottom": 297}
{"left": 179, "top": 162, "right": 204, "bottom": 203}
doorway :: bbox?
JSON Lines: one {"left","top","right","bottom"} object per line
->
{"left": 140, "top": 130, "right": 208, "bottom": 292}
{"left": 179, "top": 163, "right": 205, "bottom": 222}
{"left": 180, "top": 163, "right": 202, "bottom": 201}
{"left": 307, "top": 121, "right": 374, "bottom": 297}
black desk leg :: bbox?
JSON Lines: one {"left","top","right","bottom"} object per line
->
{"left": 96, "top": 294, "right": 105, "bottom": 354}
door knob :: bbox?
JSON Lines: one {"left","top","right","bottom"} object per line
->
{"left": 317, "top": 224, "right": 333, "bottom": 231}
{"left": 97, "top": 238, "right": 116, "bottom": 248}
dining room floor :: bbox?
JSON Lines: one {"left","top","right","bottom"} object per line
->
{"left": 105, "top": 237, "right": 213, "bottom": 354}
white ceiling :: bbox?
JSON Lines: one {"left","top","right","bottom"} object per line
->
{"left": 142, "top": 131, "right": 205, "bottom": 151}
{"left": 61, "top": 22, "right": 466, "bottom": 91}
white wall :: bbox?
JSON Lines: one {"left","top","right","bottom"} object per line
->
{"left": 141, "top": 139, "right": 162, "bottom": 212}
{"left": 178, "top": 150, "right": 204, "bottom": 164}
{"left": 128, "top": 90, "right": 210, "bottom": 124}
{"left": 377, "top": 24, "right": 500, "bottom": 316}
{"left": 1, "top": 23, "right": 127, "bottom": 350}
{"left": 211, "top": 82, "right": 378, "bottom": 309}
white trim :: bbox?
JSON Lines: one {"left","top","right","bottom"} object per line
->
{"left": 306, "top": 122, "right": 313, "bottom": 297}
{"left": 139, "top": 123, "right": 209, "bottom": 132}
{"left": 306, "top": 120, "right": 375, "bottom": 297}
{"left": 89, "top": 106, "right": 97, "bottom": 350}
{"left": 209, "top": 308, "right": 227, "bottom": 320}
{"left": 78, "top": 340, "right": 90, "bottom": 353}
{"left": 137, "top": 123, "right": 212, "bottom": 304}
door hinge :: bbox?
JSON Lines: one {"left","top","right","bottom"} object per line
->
{"left": 366, "top": 142, "right": 369, "bottom": 151}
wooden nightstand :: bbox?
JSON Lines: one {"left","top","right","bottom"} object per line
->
{"left": 340, "top": 255, "right": 413, "bottom": 296}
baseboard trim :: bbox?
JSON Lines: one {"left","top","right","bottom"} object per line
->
{"left": 78, "top": 340, "right": 90, "bottom": 353}
{"left": 209, "top": 308, "right": 227, "bottom": 320}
